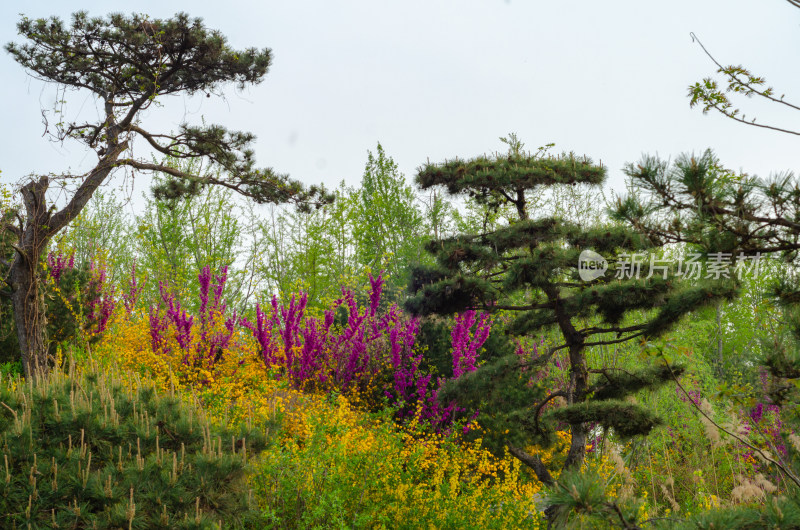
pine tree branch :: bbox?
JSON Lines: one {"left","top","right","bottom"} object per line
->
{"left": 507, "top": 443, "right": 554, "bottom": 486}
{"left": 533, "top": 390, "right": 568, "bottom": 435}
{"left": 127, "top": 125, "right": 178, "bottom": 157}
{"left": 115, "top": 159, "right": 288, "bottom": 202}
{"left": 618, "top": 187, "right": 800, "bottom": 245}
{"left": 579, "top": 324, "right": 647, "bottom": 337}
{"left": 47, "top": 142, "right": 130, "bottom": 236}
{"left": 495, "top": 188, "right": 516, "bottom": 206}
{"left": 116, "top": 159, "right": 219, "bottom": 185}
{"left": 490, "top": 302, "right": 554, "bottom": 311}
{"left": 589, "top": 367, "right": 640, "bottom": 377}
{"left": 581, "top": 331, "right": 647, "bottom": 348}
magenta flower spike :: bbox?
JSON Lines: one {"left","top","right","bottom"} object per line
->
{"left": 123, "top": 260, "right": 145, "bottom": 314}
{"left": 368, "top": 272, "right": 384, "bottom": 318}
{"left": 451, "top": 311, "right": 492, "bottom": 379}
{"left": 46, "top": 250, "right": 75, "bottom": 284}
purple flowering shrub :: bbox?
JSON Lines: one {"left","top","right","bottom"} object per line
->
{"left": 240, "top": 273, "right": 491, "bottom": 430}
{"left": 44, "top": 250, "right": 117, "bottom": 341}
{"left": 148, "top": 265, "right": 238, "bottom": 384}
{"left": 146, "top": 266, "right": 495, "bottom": 431}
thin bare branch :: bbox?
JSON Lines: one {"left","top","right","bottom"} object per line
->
{"left": 690, "top": 32, "right": 800, "bottom": 114}
{"left": 700, "top": 102, "right": 800, "bottom": 136}
{"left": 662, "top": 353, "right": 800, "bottom": 489}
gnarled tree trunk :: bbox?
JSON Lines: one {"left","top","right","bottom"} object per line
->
{"left": 10, "top": 255, "right": 48, "bottom": 377}
{"left": 2, "top": 147, "right": 128, "bottom": 378}
{"left": 8, "top": 177, "right": 52, "bottom": 377}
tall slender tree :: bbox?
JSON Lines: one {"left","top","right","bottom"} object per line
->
{"left": 353, "top": 143, "right": 426, "bottom": 298}
{"left": 405, "top": 136, "right": 735, "bottom": 487}
{"left": 0, "top": 12, "right": 331, "bottom": 376}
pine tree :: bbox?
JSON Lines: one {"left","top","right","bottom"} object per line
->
{"left": 405, "top": 135, "right": 735, "bottom": 487}
{"left": 612, "top": 150, "right": 800, "bottom": 395}
{"left": 0, "top": 12, "right": 332, "bottom": 376}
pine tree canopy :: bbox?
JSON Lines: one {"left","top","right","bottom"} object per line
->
{"left": 417, "top": 152, "right": 605, "bottom": 220}
{"left": 7, "top": 12, "right": 269, "bottom": 96}
{"left": 612, "top": 149, "right": 800, "bottom": 408}
{"left": 4, "top": 11, "right": 333, "bottom": 211}
{"left": 611, "top": 149, "right": 800, "bottom": 257}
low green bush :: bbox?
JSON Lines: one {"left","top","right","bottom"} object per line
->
{"left": 0, "top": 360, "right": 270, "bottom": 529}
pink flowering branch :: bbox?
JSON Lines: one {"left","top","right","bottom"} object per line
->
{"left": 451, "top": 310, "right": 492, "bottom": 379}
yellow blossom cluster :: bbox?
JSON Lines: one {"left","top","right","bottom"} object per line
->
{"left": 251, "top": 389, "right": 545, "bottom": 528}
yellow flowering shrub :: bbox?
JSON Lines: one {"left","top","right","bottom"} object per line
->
{"left": 95, "top": 313, "right": 549, "bottom": 528}
{"left": 252, "top": 391, "right": 545, "bottom": 529}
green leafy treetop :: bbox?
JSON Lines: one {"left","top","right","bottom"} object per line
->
{"left": 406, "top": 135, "right": 736, "bottom": 490}
{"left": 353, "top": 143, "right": 427, "bottom": 301}
{"left": 0, "top": 12, "right": 333, "bottom": 377}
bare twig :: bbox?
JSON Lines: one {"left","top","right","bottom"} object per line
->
{"left": 0, "top": 402, "right": 18, "bottom": 421}
{"left": 689, "top": 31, "right": 800, "bottom": 136}
{"left": 661, "top": 353, "right": 800, "bottom": 489}
{"left": 690, "top": 32, "right": 800, "bottom": 114}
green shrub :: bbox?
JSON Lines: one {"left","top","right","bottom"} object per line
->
{"left": 0, "top": 360, "right": 270, "bottom": 528}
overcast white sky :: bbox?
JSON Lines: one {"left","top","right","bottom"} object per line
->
{"left": 1, "top": 0, "right": 798, "bottom": 204}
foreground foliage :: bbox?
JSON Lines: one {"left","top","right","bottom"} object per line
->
{"left": 0, "top": 359, "right": 270, "bottom": 528}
